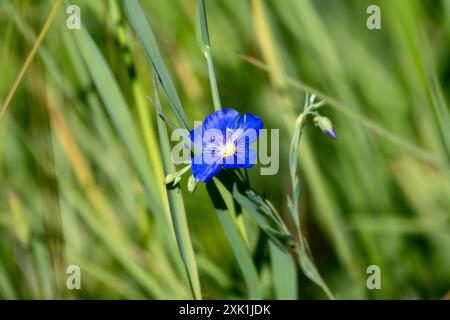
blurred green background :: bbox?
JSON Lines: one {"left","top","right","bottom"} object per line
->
{"left": 0, "top": 0, "right": 449, "bottom": 299}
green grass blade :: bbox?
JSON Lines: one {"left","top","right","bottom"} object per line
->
{"left": 109, "top": 0, "right": 166, "bottom": 187}
{"left": 0, "top": 260, "right": 16, "bottom": 299}
{"left": 67, "top": 253, "right": 145, "bottom": 299}
{"left": 207, "top": 179, "right": 262, "bottom": 299}
{"left": 196, "top": 0, "right": 221, "bottom": 110}
{"left": 70, "top": 23, "right": 194, "bottom": 290}
{"left": 418, "top": 30, "right": 450, "bottom": 162}
{"left": 62, "top": 188, "right": 166, "bottom": 298}
{"left": 153, "top": 74, "right": 202, "bottom": 300}
{"left": 269, "top": 243, "right": 297, "bottom": 299}
{"left": 2, "top": 2, "right": 73, "bottom": 98}
{"left": 32, "top": 242, "right": 54, "bottom": 299}
{"left": 122, "top": 0, "right": 189, "bottom": 130}
{"left": 71, "top": 23, "right": 175, "bottom": 237}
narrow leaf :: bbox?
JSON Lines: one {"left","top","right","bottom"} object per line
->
{"left": 153, "top": 74, "right": 202, "bottom": 300}
{"left": 122, "top": 0, "right": 190, "bottom": 130}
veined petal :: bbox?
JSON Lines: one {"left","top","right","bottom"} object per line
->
{"left": 191, "top": 154, "right": 222, "bottom": 182}
{"left": 223, "top": 148, "right": 257, "bottom": 169}
{"left": 202, "top": 143, "right": 224, "bottom": 165}
{"left": 203, "top": 109, "right": 240, "bottom": 134}
{"left": 235, "top": 113, "right": 264, "bottom": 147}
{"left": 190, "top": 125, "right": 204, "bottom": 148}
{"left": 237, "top": 113, "right": 264, "bottom": 132}
{"left": 190, "top": 126, "right": 225, "bottom": 157}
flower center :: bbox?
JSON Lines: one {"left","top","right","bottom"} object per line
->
{"left": 221, "top": 142, "right": 236, "bottom": 157}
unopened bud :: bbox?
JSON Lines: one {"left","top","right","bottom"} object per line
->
{"left": 314, "top": 115, "right": 337, "bottom": 139}
{"left": 187, "top": 175, "right": 197, "bottom": 194}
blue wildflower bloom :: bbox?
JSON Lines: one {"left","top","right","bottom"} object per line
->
{"left": 190, "top": 108, "right": 263, "bottom": 183}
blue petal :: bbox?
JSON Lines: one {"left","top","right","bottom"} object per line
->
{"left": 203, "top": 109, "right": 240, "bottom": 134}
{"left": 235, "top": 113, "right": 263, "bottom": 147}
{"left": 191, "top": 154, "right": 222, "bottom": 182}
{"left": 190, "top": 109, "right": 239, "bottom": 149}
{"left": 223, "top": 148, "right": 257, "bottom": 169}
{"left": 190, "top": 126, "right": 225, "bottom": 154}
{"left": 190, "top": 125, "right": 204, "bottom": 148}
{"left": 237, "top": 113, "right": 264, "bottom": 132}
{"left": 326, "top": 128, "right": 337, "bottom": 139}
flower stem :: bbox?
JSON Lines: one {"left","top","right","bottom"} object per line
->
{"left": 197, "top": 0, "right": 221, "bottom": 110}
{"left": 205, "top": 50, "right": 222, "bottom": 111}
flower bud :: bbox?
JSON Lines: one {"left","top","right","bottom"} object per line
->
{"left": 187, "top": 175, "right": 198, "bottom": 194}
{"left": 313, "top": 115, "right": 337, "bottom": 139}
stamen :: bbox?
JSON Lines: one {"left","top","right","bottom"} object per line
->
{"left": 221, "top": 142, "right": 236, "bottom": 157}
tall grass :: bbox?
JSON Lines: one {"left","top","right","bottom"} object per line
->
{"left": 0, "top": 0, "right": 449, "bottom": 299}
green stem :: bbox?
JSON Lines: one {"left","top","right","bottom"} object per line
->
{"left": 288, "top": 94, "right": 335, "bottom": 299}
{"left": 197, "top": 0, "right": 260, "bottom": 298}
{"left": 153, "top": 74, "right": 202, "bottom": 300}
{"left": 205, "top": 50, "right": 222, "bottom": 110}
{"left": 197, "top": 0, "right": 221, "bottom": 110}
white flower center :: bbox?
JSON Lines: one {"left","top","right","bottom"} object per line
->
{"left": 221, "top": 142, "right": 236, "bottom": 157}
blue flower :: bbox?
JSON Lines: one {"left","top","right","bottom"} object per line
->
{"left": 190, "top": 108, "right": 263, "bottom": 183}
